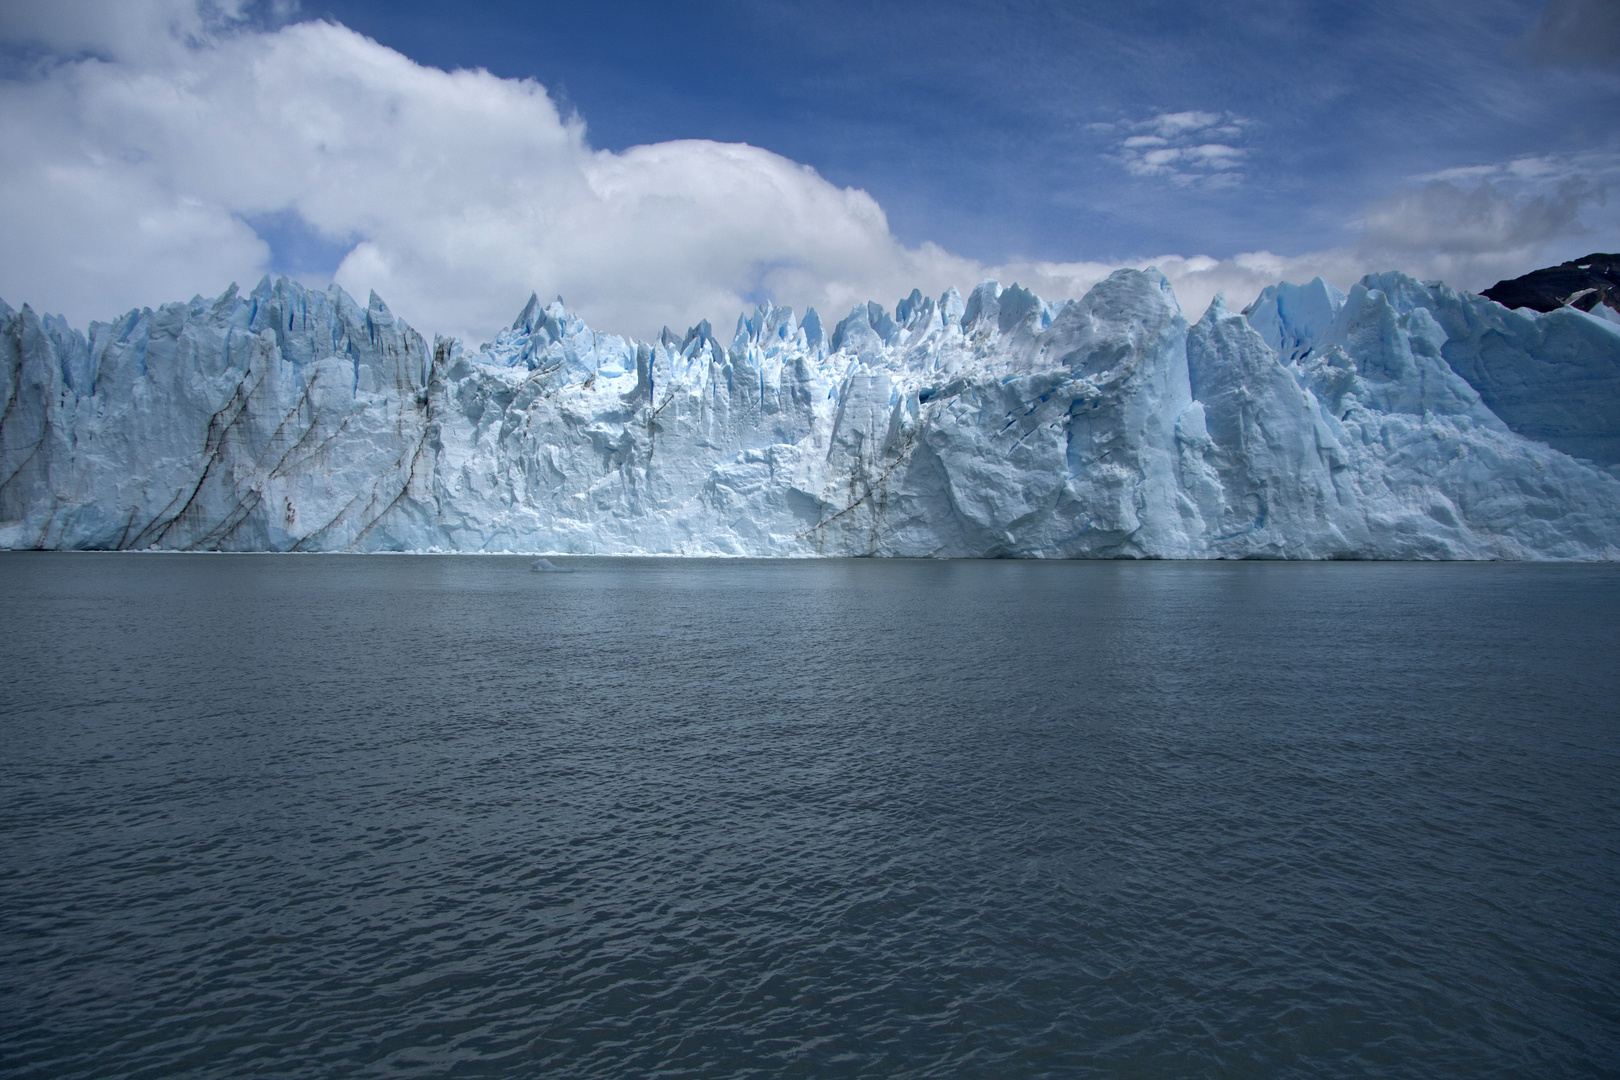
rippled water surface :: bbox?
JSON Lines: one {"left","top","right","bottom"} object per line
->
{"left": 2, "top": 554, "right": 1618, "bottom": 1078}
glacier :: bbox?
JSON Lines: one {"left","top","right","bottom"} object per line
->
{"left": 3, "top": 268, "right": 1620, "bottom": 559}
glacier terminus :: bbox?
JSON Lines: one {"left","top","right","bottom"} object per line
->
{"left": 3, "top": 268, "right": 1620, "bottom": 559}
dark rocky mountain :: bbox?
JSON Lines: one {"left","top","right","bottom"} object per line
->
{"left": 1482, "top": 253, "right": 1620, "bottom": 315}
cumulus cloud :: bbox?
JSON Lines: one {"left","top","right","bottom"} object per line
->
{"left": 0, "top": 0, "right": 248, "bottom": 61}
{"left": 0, "top": 3, "right": 1613, "bottom": 345}
{"left": 0, "top": 5, "right": 989, "bottom": 342}
{"left": 1103, "top": 110, "right": 1249, "bottom": 187}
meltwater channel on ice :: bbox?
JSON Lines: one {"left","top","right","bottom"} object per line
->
{"left": 3, "top": 267, "right": 1620, "bottom": 559}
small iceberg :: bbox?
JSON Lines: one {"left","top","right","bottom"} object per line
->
{"left": 531, "top": 558, "right": 571, "bottom": 573}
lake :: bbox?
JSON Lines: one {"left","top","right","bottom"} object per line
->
{"left": 2, "top": 553, "right": 1617, "bottom": 1078}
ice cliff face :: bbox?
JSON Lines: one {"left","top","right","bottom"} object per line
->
{"left": 0, "top": 281, "right": 434, "bottom": 552}
{"left": 4, "top": 269, "right": 1620, "bottom": 558}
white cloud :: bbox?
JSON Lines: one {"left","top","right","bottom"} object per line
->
{"left": 1420, "top": 151, "right": 1620, "bottom": 187}
{"left": 975, "top": 251, "right": 1370, "bottom": 328}
{"left": 1105, "top": 110, "right": 1250, "bottom": 186}
{"left": 0, "top": 0, "right": 240, "bottom": 60}
{"left": 0, "top": 6, "right": 990, "bottom": 342}
{"left": 0, "top": 4, "right": 1613, "bottom": 346}
{"left": 1149, "top": 110, "right": 1223, "bottom": 138}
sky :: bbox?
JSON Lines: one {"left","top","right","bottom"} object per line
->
{"left": 0, "top": 0, "right": 1617, "bottom": 344}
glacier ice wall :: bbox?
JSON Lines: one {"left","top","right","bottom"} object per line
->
{"left": 4, "top": 269, "right": 1620, "bottom": 558}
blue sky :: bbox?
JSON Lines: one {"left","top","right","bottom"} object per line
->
{"left": 1, "top": 0, "right": 1617, "bottom": 341}
{"left": 308, "top": 0, "right": 1619, "bottom": 260}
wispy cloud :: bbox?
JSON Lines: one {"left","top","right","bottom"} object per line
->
{"left": 1100, "top": 110, "right": 1249, "bottom": 187}
{"left": 1525, "top": 0, "right": 1620, "bottom": 69}
{"left": 1418, "top": 150, "right": 1620, "bottom": 188}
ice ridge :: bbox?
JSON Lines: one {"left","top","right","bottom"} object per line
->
{"left": 3, "top": 269, "right": 1619, "bottom": 558}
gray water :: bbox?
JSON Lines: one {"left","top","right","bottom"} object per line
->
{"left": 1, "top": 553, "right": 1617, "bottom": 1079}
